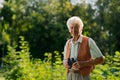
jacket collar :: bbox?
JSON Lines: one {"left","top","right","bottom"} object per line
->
{"left": 71, "top": 35, "right": 83, "bottom": 44}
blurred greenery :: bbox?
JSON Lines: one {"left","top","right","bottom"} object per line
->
{"left": 3, "top": 36, "right": 66, "bottom": 80}
{"left": 0, "top": 0, "right": 119, "bottom": 58}
{"left": 1, "top": 37, "right": 120, "bottom": 80}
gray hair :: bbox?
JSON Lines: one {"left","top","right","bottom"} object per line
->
{"left": 66, "top": 16, "right": 84, "bottom": 29}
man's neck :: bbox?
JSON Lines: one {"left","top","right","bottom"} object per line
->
{"left": 73, "top": 35, "right": 80, "bottom": 42}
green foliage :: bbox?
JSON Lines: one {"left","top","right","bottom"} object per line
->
{"left": 3, "top": 36, "right": 66, "bottom": 80}
{"left": 0, "top": 0, "right": 119, "bottom": 58}
{"left": 3, "top": 36, "right": 32, "bottom": 80}
{"left": 3, "top": 37, "right": 120, "bottom": 80}
{"left": 95, "top": 0, "right": 120, "bottom": 54}
{"left": 0, "top": 0, "right": 71, "bottom": 57}
{"left": 91, "top": 51, "right": 120, "bottom": 80}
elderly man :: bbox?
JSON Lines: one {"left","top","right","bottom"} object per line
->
{"left": 63, "top": 16, "right": 104, "bottom": 80}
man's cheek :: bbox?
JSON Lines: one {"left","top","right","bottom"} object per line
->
{"left": 74, "top": 30, "right": 79, "bottom": 35}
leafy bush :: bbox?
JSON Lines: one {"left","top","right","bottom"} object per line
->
{"left": 3, "top": 36, "right": 66, "bottom": 80}
{"left": 91, "top": 51, "right": 120, "bottom": 80}
{"left": 3, "top": 36, "right": 120, "bottom": 80}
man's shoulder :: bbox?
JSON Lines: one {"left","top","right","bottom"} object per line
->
{"left": 82, "top": 35, "right": 90, "bottom": 39}
{"left": 66, "top": 38, "right": 72, "bottom": 44}
{"left": 82, "top": 35, "right": 90, "bottom": 41}
{"left": 65, "top": 38, "right": 72, "bottom": 45}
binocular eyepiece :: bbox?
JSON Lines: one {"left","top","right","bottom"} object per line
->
{"left": 67, "top": 58, "right": 76, "bottom": 69}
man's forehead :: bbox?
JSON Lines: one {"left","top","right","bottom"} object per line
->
{"left": 69, "top": 24, "right": 80, "bottom": 28}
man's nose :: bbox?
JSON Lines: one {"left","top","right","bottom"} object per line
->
{"left": 73, "top": 28, "right": 77, "bottom": 32}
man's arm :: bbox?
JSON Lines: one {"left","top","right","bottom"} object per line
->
{"left": 78, "top": 56, "right": 104, "bottom": 67}
{"left": 72, "top": 56, "right": 104, "bottom": 70}
{"left": 63, "top": 40, "right": 71, "bottom": 68}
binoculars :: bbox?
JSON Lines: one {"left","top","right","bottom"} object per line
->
{"left": 67, "top": 58, "right": 76, "bottom": 69}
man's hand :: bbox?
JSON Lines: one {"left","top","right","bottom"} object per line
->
{"left": 72, "top": 61, "right": 80, "bottom": 70}
{"left": 63, "top": 59, "right": 70, "bottom": 68}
